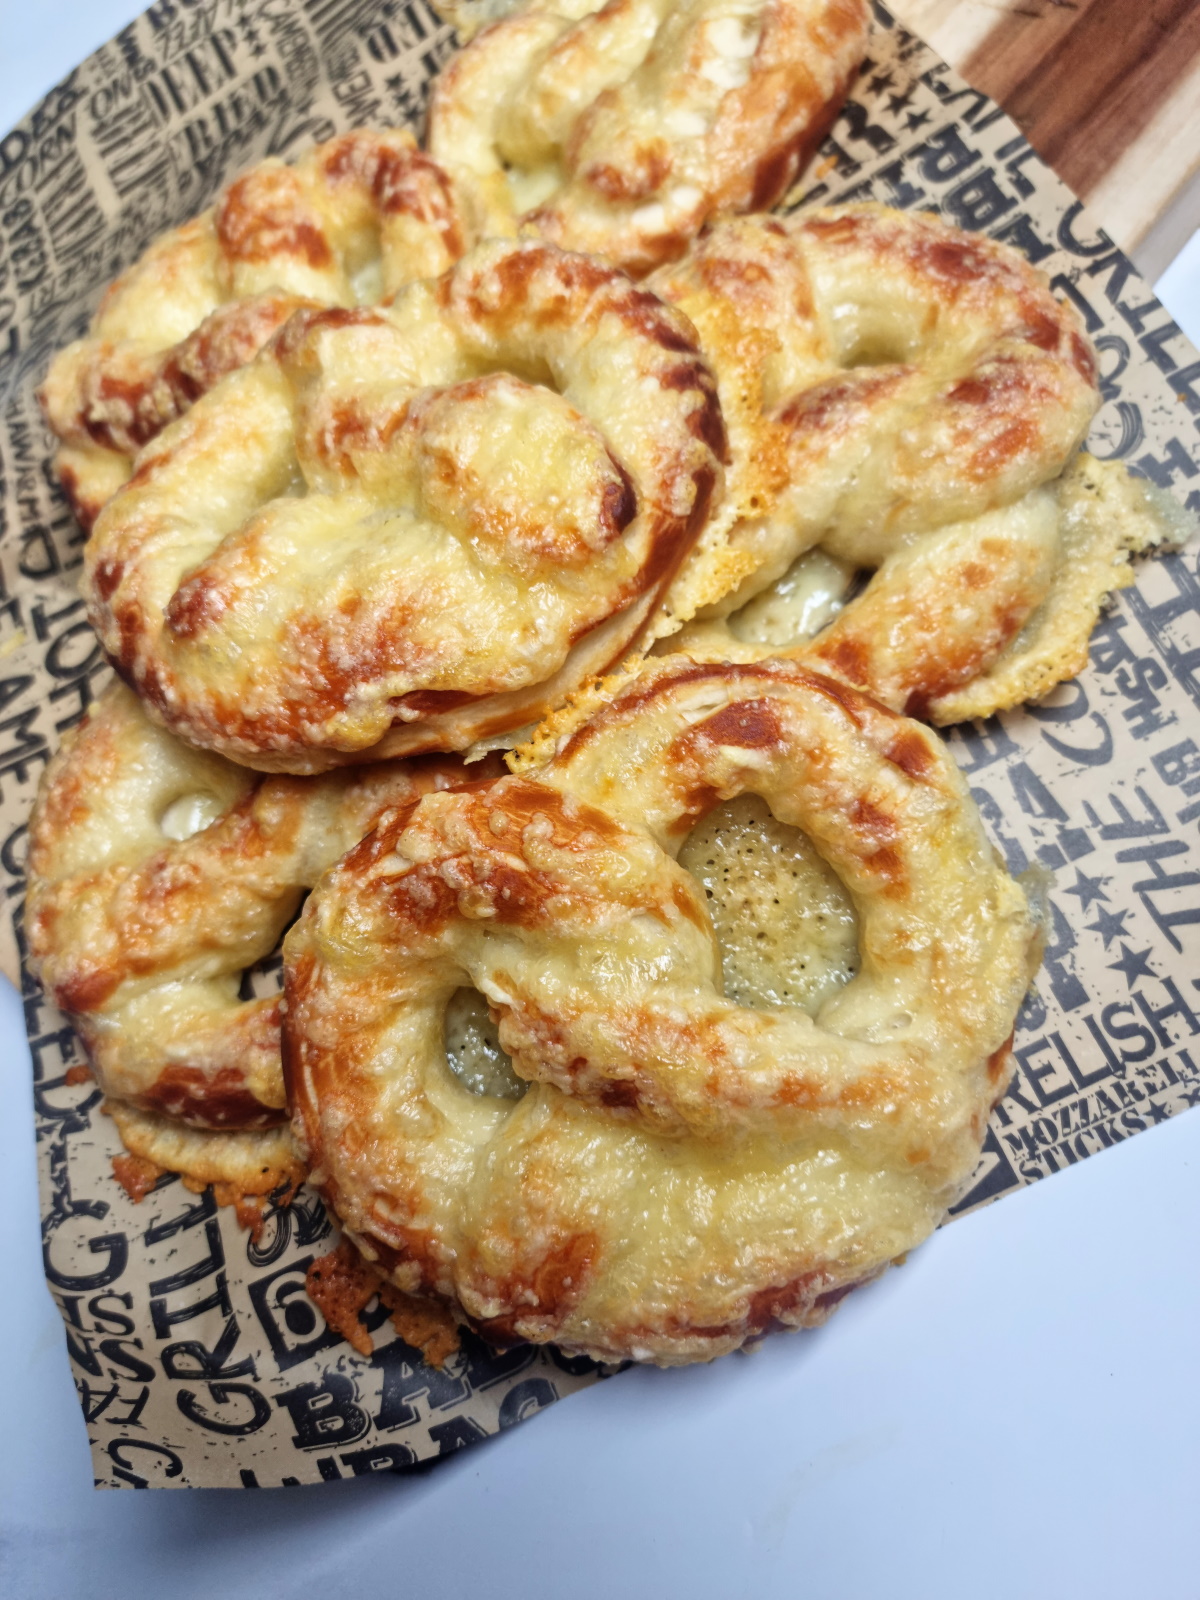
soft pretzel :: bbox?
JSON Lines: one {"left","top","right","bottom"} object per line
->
{"left": 40, "top": 130, "right": 469, "bottom": 528}
{"left": 669, "top": 452, "right": 1180, "bottom": 721}
{"left": 428, "top": 0, "right": 870, "bottom": 275}
{"left": 83, "top": 239, "right": 724, "bottom": 773}
{"left": 25, "top": 684, "right": 499, "bottom": 1193}
{"left": 647, "top": 206, "right": 1114, "bottom": 708}
{"left": 285, "top": 655, "right": 1040, "bottom": 1365}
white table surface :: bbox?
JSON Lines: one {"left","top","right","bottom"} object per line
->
{"left": 2, "top": 8, "right": 1200, "bottom": 1597}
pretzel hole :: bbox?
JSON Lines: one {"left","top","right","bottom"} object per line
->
{"left": 502, "top": 159, "right": 564, "bottom": 216}
{"left": 839, "top": 333, "right": 913, "bottom": 369}
{"left": 728, "top": 548, "right": 856, "bottom": 648}
{"left": 472, "top": 349, "right": 557, "bottom": 392}
{"left": 159, "top": 792, "right": 227, "bottom": 841}
{"left": 830, "top": 306, "right": 922, "bottom": 370}
{"left": 340, "top": 243, "right": 383, "bottom": 306}
{"left": 444, "top": 987, "right": 526, "bottom": 1100}
{"left": 335, "top": 197, "right": 409, "bottom": 305}
{"left": 237, "top": 951, "right": 284, "bottom": 1004}
{"left": 679, "top": 795, "right": 858, "bottom": 1013}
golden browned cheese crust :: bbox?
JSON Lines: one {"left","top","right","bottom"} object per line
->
{"left": 25, "top": 684, "right": 499, "bottom": 1193}
{"left": 647, "top": 205, "right": 1105, "bottom": 694}
{"left": 107, "top": 1099, "right": 307, "bottom": 1216}
{"left": 82, "top": 240, "right": 724, "bottom": 773}
{"left": 285, "top": 655, "right": 1040, "bottom": 1365}
{"left": 40, "top": 130, "right": 470, "bottom": 529}
{"left": 305, "top": 1238, "right": 461, "bottom": 1364}
{"left": 428, "top": 0, "right": 870, "bottom": 275}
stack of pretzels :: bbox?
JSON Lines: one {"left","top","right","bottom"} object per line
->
{"left": 26, "top": 1, "right": 1178, "bottom": 1366}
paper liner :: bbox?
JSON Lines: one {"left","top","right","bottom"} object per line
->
{"left": 2, "top": 1, "right": 1198, "bottom": 1488}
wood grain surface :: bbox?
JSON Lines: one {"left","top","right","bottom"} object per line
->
{"left": 891, "top": 0, "right": 1200, "bottom": 278}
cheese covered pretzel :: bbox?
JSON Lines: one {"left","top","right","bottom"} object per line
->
{"left": 83, "top": 240, "right": 724, "bottom": 773}
{"left": 429, "top": 0, "right": 870, "bottom": 275}
{"left": 286, "top": 656, "right": 1039, "bottom": 1364}
{"left": 649, "top": 206, "right": 1116, "bottom": 716}
{"left": 25, "top": 685, "right": 498, "bottom": 1193}
{"left": 41, "top": 130, "right": 470, "bottom": 528}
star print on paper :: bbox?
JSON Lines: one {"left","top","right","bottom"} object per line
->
{"left": 905, "top": 110, "right": 931, "bottom": 132}
{"left": 1144, "top": 1099, "right": 1172, "bottom": 1125}
{"left": 1181, "top": 1085, "right": 1200, "bottom": 1109}
{"left": 1107, "top": 943, "right": 1157, "bottom": 989}
{"left": 1087, "top": 904, "right": 1130, "bottom": 948}
{"left": 1063, "top": 869, "right": 1111, "bottom": 911}
{"left": 386, "top": 75, "right": 426, "bottom": 124}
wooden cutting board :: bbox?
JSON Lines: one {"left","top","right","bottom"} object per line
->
{"left": 890, "top": 0, "right": 1200, "bottom": 280}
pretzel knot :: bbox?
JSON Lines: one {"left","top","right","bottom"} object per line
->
{"left": 286, "top": 656, "right": 1039, "bottom": 1364}
{"left": 40, "top": 130, "right": 470, "bottom": 529}
{"left": 429, "top": 0, "right": 870, "bottom": 275}
{"left": 25, "top": 685, "right": 497, "bottom": 1193}
{"left": 649, "top": 206, "right": 1124, "bottom": 716}
{"left": 82, "top": 239, "right": 724, "bottom": 773}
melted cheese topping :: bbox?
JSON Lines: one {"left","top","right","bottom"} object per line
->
{"left": 108, "top": 1098, "right": 305, "bottom": 1197}
{"left": 680, "top": 794, "right": 858, "bottom": 1013}
{"left": 445, "top": 987, "right": 526, "bottom": 1099}
{"left": 659, "top": 454, "right": 1184, "bottom": 728}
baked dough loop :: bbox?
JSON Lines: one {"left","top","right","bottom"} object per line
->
{"left": 40, "top": 130, "right": 469, "bottom": 529}
{"left": 83, "top": 239, "right": 724, "bottom": 773}
{"left": 286, "top": 655, "right": 1040, "bottom": 1365}
{"left": 25, "top": 684, "right": 496, "bottom": 1193}
{"left": 647, "top": 206, "right": 1129, "bottom": 718}
{"left": 428, "top": 0, "right": 871, "bottom": 275}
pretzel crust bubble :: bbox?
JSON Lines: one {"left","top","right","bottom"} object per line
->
{"left": 429, "top": 0, "right": 870, "bottom": 275}
{"left": 285, "top": 655, "right": 1040, "bottom": 1365}
{"left": 25, "top": 684, "right": 500, "bottom": 1197}
{"left": 81, "top": 239, "right": 724, "bottom": 773}
{"left": 40, "top": 130, "right": 470, "bottom": 529}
